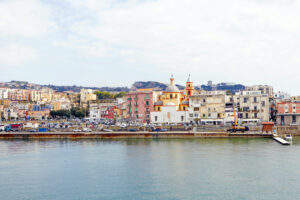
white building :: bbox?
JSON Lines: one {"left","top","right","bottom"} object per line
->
{"left": 274, "top": 91, "right": 291, "bottom": 102}
{"left": 150, "top": 102, "right": 189, "bottom": 124}
{"left": 0, "top": 88, "right": 10, "bottom": 99}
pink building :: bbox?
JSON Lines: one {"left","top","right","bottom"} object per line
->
{"left": 8, "top": 89, "right": 31, "bottom": 101}
{"left": 126, "top": 89, "right": 157, "bottom": 123}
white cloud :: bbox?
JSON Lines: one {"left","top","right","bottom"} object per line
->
{"left": 57, "top": 0, "right": 300, "bottom": 93}
{"left": 0, "top": 43, "right": 37, "bottom": 67}
{"left": 2, "top": 0, "right": 300, "bottom": 94}
{"left": 0, "top": 0, "right": 56, "bottom": 37}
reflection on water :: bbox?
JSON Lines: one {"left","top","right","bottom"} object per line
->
{"left": 1, "top": 138, "right": 300, "bottom": 200}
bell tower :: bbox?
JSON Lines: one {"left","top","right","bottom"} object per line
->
{"left": 185, "top": 74, "right": 194, "bottom": 99}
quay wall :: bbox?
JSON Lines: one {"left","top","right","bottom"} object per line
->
{"left": 277, "top": 126, "right": 300, "bottom": 136}
{"left": 0, "top": 132, "right": 273, "bottom": 139}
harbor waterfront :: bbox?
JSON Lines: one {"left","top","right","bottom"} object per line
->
{"left": 0, "top": 131, "right": 274, "bottom": 139}
{"left": 1, "top": 138, "right": 300, "bottom": 200}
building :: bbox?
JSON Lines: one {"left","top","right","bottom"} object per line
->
{"left": 89, "top": 103, "right": 101, "bottom": 119}
{"left": 27, "top": 110, "right": 50, "bottom": 120}
{"left": 8, "top": 89, "right": 31, "bottom": 101}
{"left": 276, "top": 101, "right": 300, "bottom": 125}
{"left": 0, "top": 88, "right": 10, "bottom": 99}
{"left": 126, "top": 89, "right": 158, "bottom": 123}
{"left": 189, "top": 94, "right": 226, "bottom": 125}
{"left": 234, "top": 91, "right": 270, "bottom": 123}
{"left": 245, "top": 85, "right": 274, "bottom": 97}
{"left": 274, "top": 91, "right": 291, "bottom": 102}
{"left": 80, "top": 89, "right": 96, "bottom": 104}
{"left": 52, "top": 98, "right": 71, "bottom": 111}
{"left": 151, "top": 76, "right": 193, "bottom": 124}
{"left": 99, "top": 103, "right": 117, "bottom": 120}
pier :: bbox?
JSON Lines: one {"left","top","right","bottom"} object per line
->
{"left": 273, "top": 134, "right": 290, "bottom": 145}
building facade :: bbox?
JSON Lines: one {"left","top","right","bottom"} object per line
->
{"left": 276, "top": 101, "right": 300, "bottom": 125}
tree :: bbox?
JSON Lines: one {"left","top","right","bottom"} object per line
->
{"left": 114, "top": 92, "right": 126, "bottom": 99}
{"left": 71, "top": 107, "right": 89, "bottom": 118}
{"left": 50, "top": 109, "right": 71, "bottom": 118}
{"left": 94, "top": 91, "right": 127, "bottom": 100}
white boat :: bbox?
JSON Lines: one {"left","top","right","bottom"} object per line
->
{"left": 284, "top": 134, "right": 293, "bottom": 141}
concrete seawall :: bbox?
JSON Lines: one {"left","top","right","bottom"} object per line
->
{"left": 0, "top": 132, "right": 273, "bottom": 139}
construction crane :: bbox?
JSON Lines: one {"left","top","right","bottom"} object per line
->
{"left": 227, "top": 95, "right": 249, "bottom": 133}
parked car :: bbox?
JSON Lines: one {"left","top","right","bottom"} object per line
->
{"left": 73, "top": 129, "right": 82, "bottom": 132}
{"left": 82, "top": 128, "right": 92, "bottom": 132}
{"left": 128, "top": 128, "right": 137, "bottom": 132}
{"left": 120, "top": 123, "right": 127, "bottom": 128}
{"left": 0, "top": 125, "right": 5, "bottom": 132}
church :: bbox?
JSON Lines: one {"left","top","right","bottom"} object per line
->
{"left": 150, "top": 75, "right": 197, "bottom": 124}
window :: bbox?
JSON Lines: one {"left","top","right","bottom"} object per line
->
{"left": 245, "top": 113, "right": 248, "bottom": 119}
{"left": 293, "top": 115, "right": 296, "bottom": 123}
{"left": 181, "top": 116, "right": 184, "bottom": 121}
{"left": 262, "top": 101, "right": 265, "bottom": 106}
{"left": 203, "top": 114, "right": 206, "bottom": 117}
{"left": 194, "top": 107, "right": 199, "bottom": 111}
{"left": 239, "top": 113, "right": 243, "bottom": 118}
{"left": 254, "top": 106, "right": 257, "bottom": 111}
{"left": 281, "top": 116, "right": 285, "bottom": 125}
{"left": 254, "top": 97, "right": 257, "bottom": 103}
{"left": 183, "top": 106, "right": 186, "bottom": 111}
{"left": 188, "top": 91, "right": 191, "bottom": 95}
{"left": 189, "top": 114, "right": 193, "bottom": 117}
{"left": 145, "top": 94, "right": 149, "bottom": 99}
{"left": 254, "top": 113, "right": 257, "bottom": 118}
{"left": 146, "top": 101, "right": 149, "bottom": 105}
{"left": 155, "top": 116, "right": 158, "bottom": 121}
{"left": 170, "top": 94, "right": 173, "bottom": 99}
{"left": 158, "top": 107, "right": 161, "bottom": 111}
{"left": 244, "top": 98, "right": 247, "bottom": 103}
{"left": 175, "top": 94, "right": 178, "bottom": 98}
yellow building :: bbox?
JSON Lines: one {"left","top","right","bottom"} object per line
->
{"left": 0, "top": 99, "right": 10, "bottom": 107}
{"left": 154, "top": 75, "right": 193, "bottom": 112}
{"left": 80, "top": 89, "right": 97, "bottom": 103}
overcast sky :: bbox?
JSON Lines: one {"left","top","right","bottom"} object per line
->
{"left": 0, "top": 0, "right": 299, "bottom": 94}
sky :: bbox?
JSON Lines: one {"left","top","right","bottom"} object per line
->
{"left": 0, "top": 0, "right": 300, "bottom": 94}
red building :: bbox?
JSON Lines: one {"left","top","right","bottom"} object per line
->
{"left": 100, "top": 103, "right": 117, "bottom": 120}
{"left": 277, "top": 101, "right": 300, "bottom": 125}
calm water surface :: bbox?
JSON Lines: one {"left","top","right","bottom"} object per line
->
{"left": 1, "top": 138, "right": 300, "bottom": 200}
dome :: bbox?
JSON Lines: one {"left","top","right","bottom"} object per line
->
{"left": 165, "top": 85, "right": 180, "bottom": 93}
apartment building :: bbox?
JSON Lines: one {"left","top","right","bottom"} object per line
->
{"left": 245, "top": 85, "right": 274, "bottom": 97}
{"left": 126, "top": 89, "right": 158, "bottom": 123}
{"left": 234, "top": 91, "right": 270, "bottom": 123}
{"left": 189, "top": 94, "right": 226, "bottom": 125}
